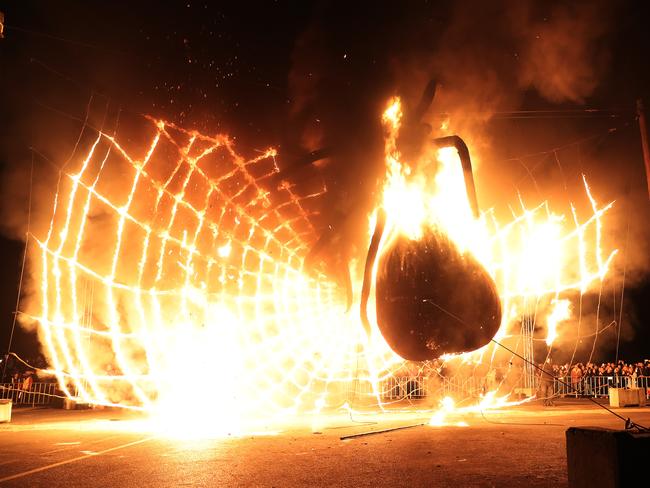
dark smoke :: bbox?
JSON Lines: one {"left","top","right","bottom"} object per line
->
{"left": 514, "top": 2, "right": 613, "bottom": 103}
{"left": 287, "top": 0, "right": 619, "bottom": 258}
{"left": 286, "top": 0, "right": 650, "bottom": 358}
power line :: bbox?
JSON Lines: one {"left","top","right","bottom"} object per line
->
{"left": 615, "top": 218, "right": 631, "bottom": 363}
{"left": 5, "top": 24, "right": 122, "bottom": 54}
{"left": 505, "top": 128, "right": 619, "bottom": 163}
{"left": 434, "top": 108, "right": 633, "bottom": 119}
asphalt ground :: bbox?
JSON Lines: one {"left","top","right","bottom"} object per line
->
{"left": 1, "top": 399, "right": 649, "bottom": 487}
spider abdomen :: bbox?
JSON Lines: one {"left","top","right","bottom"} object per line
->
{"left": 375, "top": 229, "right": 501, "bottom": 360}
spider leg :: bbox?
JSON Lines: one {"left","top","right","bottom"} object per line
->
{"left": 360, "top": 208, "right": 386, "bottom": 337}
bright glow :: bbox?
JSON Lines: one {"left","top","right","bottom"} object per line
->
{"left": 217, "top": 240, "right": 232, "bottom": 258}
{"left": 375, "top": 98, "right": 616, "bottom": 425}
{"left": 378, "top": 98, "right": 616, "bottom": 351}
{"left": 32, "top": 119, "right": 403, "bottom": 431}
{"left": 429, "top": 396, "right": 461, "bottom": 427}
{"left": 28, "top": 97, "right": 616, "bottom": 432}
{"left": 546, "top": 299, "right": 571, "bottom": 346}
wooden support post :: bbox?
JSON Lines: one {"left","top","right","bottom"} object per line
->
{"left": 636, "top": 99, "right": 650, "bottom": 199}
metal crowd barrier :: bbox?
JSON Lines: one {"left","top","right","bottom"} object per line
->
{"left": 553, "top": 375, "right": 650, "bottom": 399}
{"left": 381, "top": 376, "right": 427, "bottom": 400}
{"left": 439, "top": 376, "right": 481, "bottom": 398}
{"left": 2, "top": 376, "right": 648, "bottom": 408}
{"left": 0, "top": 383, "right": 59, "bottom": 406}
{"left": 379, "top": 374, "right": 650, "bottom": 402}
{"left": 380, "top": 375, "right": 482, "bottom": 401}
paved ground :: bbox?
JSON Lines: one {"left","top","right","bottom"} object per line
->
{"left": 0, "top": 399, "right": 649, "bottom": 487}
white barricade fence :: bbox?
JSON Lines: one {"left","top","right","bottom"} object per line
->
{"left": 2, "top": 376, "right": 648, "bottom": 408}
{"left": 379, "top": 375, "right": 482, "bottom": 402}
{"left": 379, "top": 374, "right": 650, "bottom": 402}
{"left": 553, "top": 375, "right": 650, "bottom": 399}
{"left": 381, "top": 376, "right": 427, "bottom": 400}
{"left": 0, "top": 382, "right": 59, "bottom": 406}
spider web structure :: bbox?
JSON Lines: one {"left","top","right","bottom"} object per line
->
{"left": 34, "top": 116, "right": 403, "bottom": 415}
{"left": 29, "top": 102, "right": 620, "bottom": 421}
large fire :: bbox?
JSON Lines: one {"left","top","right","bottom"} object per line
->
{"left": 26, "top": 97, "right": 616, "bottom": 431}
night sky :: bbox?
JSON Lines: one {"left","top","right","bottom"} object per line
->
{"left": 1, "top": 1, "right": 649, "bottom": 364}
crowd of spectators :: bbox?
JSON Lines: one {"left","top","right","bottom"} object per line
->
{"left": 543, "top": 359, "right": 650, "bottom": 397}
{"left": 551, "top": 359, "right": 650, "bottom": 380}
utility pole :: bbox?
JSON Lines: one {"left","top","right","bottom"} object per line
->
{"left": 636, "top": 99, "right": 650, "bottom": 199}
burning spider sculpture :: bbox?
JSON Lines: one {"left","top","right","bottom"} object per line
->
{"left": 283, "top": 81, "right": 502, "bottom": 361}
{"left": 360, "top": 134, "right": 501, "bottom": 361}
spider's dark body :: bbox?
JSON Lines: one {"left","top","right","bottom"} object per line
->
{"left": 375, "top": 229, "right": 502, "bottom": 360}
{"left": 292, "top": 79, "right": 504, "bottom": 361}
{"left": 359, "top": 132, "right": 502, "bottom": 361}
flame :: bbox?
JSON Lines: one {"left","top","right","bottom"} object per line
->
{"left": 378, "top": 98, "right": 615, "bottom": 335}
{"left": 27, "top": 97, "right": 617, "bottom": 432}
{"left": 429, "top": 396, "right": 468, "bottom": 427}
{"left": 31, "top": 118, "right": 406, "bottom": 432}
{"left": 545, "top": 299, "right": 571, "bottom": 346}
{"left": 428, "top": 392, "right": 529, "bottom": 427}
{"left": 375, "top": 98, "right": 616, "bottom": 424}
{"left": 217, "top": 240, "right": 232, "bottom": 258}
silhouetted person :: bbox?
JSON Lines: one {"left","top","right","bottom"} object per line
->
{"left": 539, "top": 359, "right": 555, "bottom": 407}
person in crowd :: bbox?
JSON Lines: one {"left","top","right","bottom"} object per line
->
{"left": 583, "top": 364, "right": 594, "bottom": 396}
{"left": 11, "top": 372, "right": 21, "bottom": 402}
{"left": 17, "top": 371, "right": 33, "bottom": 403}
{"left": 613, "top": 364, "right": 622, "bottom": 387}
{"left": 570, "top": 364, "right": 583, "bottom": 397}
{"left": 630, "top": 366, "right": 638, "bottom": 389}
{"left": 538, "top": 359, "right": 555, "bottom": 406}
{"left": 643, "top": 360, "right": 650, "bottom": 377}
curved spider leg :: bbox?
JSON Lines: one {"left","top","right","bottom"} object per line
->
{"left": 432, "top": 135, "right": 480, "bottom": 219}
{"left": 360, "top": 208, "right": 386, "bottom": 337}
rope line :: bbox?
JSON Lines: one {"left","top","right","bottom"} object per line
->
{"left": 2, "top": 153, "right": 34, "bottom": 382}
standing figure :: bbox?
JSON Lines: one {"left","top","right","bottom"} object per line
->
{"left": 17, "top": 372, "right": 33, "bottom": 404}
{"left": 539, "top": 359, "right": 555, "bottom": 407}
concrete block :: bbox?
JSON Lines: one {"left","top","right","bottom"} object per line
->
{"left": 566, "top": 427, "right": 650, "bottom": 488}
{"left": 63, "top": 398, "right": 91, "bottom": 410}
{"left": 0, "top": 399, "right": 11, "bottom": 423}
{"left": 63, "top": 398, "right": 76, "bottom": 410}
{"left": 609, "top": 388, "right": 646, "bottom": 407}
